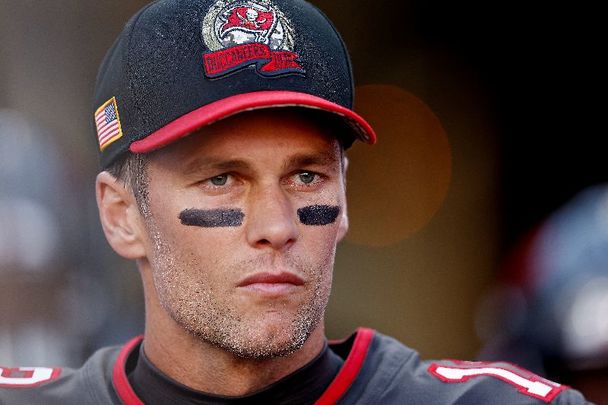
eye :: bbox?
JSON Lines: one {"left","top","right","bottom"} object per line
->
{"left": 209, "top": 174, "right": 229, "bottom": 186}
{"left": 197, "top": 173, "right": 241, "bottom": 195}
{"left": 298, "top": 171, "right": 317, "bottom": 184}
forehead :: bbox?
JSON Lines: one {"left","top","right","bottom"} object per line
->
{"left": 148, "top": 108, "right": 345, "bottom": 167}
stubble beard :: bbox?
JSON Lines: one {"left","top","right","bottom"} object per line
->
{"left": 147, "top": 222, "right": 334, "bottom": 360}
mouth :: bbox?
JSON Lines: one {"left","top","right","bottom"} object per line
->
{"left": 237, "top": 272, "right": 305, "bottom": 295}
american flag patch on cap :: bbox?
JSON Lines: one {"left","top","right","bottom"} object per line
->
{"left": 94, "top": 97, "right": 123, "bottom": 150}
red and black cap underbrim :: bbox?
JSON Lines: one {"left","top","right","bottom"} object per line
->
{"left": 130, "top": 90, "right": 376, "bottom": 153}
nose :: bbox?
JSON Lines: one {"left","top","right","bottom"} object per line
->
{"left": 246, "top": 184, "right": 299, "bottom": 251}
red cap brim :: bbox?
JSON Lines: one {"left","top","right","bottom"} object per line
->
{"left": 129, "top": 90, "right": 376, "bottom": 153}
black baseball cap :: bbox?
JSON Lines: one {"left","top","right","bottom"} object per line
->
{"left": 93, "top": 0, "right": 376, "bottom": 169}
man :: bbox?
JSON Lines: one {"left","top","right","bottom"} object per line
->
{"left": 0, "top": 0, "right": 591, "bottom": 403}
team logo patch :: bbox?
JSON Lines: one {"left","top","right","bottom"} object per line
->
{"left": 94, "top": 97, "right": 123, "bottom": 151}
{"left": 202, "top": 0, "right": 305, "bottom": 78}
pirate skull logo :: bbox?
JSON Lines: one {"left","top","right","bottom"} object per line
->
{"left": 203, "top": 0, "right": 295, "bottom": 51}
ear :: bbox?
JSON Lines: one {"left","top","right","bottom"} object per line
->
{"left": 337, "top": 204, "right": 349, "bottom": 242}
{"left": 337, "top": 155, "right": 349, "bottom": 242}
{"left": 96, "top": 171, "right": 147, "bottom": 259}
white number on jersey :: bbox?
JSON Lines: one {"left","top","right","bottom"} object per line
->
{"left": 0, "top": 366, "right": 61, "bottom": 388}
{"left": 428, "top": 361, "right": 566, "bottom": 403}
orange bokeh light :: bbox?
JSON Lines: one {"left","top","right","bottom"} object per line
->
{"left": 346, "top": 84, "right": 452, "bottom": 246}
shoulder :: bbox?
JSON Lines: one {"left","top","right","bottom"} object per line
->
{"left": 338, "top": 330, "right": 590, "bottom": 404}
{"left": 0, "top": 345, "right": 123, "bottom": 405}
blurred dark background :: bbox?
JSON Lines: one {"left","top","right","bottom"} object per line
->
{"left": 413, "top": 1, "right": 603, "bottom": 249}
{"left": 0, "top": 0, "right": 603, "bottom": 372}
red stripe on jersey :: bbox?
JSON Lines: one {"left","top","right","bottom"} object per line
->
{"left": 315, "top": 327, "right": 374, "bottom": 405}
{"left": 112, "top": 335, "right": 145, "bottom": 405}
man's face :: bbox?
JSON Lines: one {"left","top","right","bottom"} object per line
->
{"left": 139, "top": 109, "right": 347, "bottom": 359}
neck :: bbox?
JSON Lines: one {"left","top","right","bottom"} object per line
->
{"left": 139, "top": 264, "right": 326, "bottom": 396}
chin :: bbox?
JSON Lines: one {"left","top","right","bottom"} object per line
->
{"left": 217, "top": 333, "right": 305, "bottom": 360}
{"left": 236, "top": 320, "right": 312, "bottom": 359}
{"left": 226, "top": 312, "right": 320, "bottom": 360}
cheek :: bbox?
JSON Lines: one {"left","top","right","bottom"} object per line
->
{"left": 298, "top": 217, "right": 342, "bottom": 266}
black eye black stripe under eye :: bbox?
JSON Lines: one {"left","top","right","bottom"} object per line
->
{"left": 179, "top": 205, "right": 340, "bottom": 228}
{"left": 179, "top": 208, "right": 244, "bottom": 227}
{"left": 297, "top": 205, "right": 340, "bottom": 226}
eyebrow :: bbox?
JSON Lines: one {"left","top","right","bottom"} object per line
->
{"left": 282, "top": 151, "right": 340, "bottom": 171}
{"left": 181, "top": 158, "right": 252, "bottom": 176}
{"left": 181, "top": 150, "right": 339, "bottom": 177}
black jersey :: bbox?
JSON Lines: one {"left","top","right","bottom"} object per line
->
{"left": 0, "top": 328, "right": 591, "bottom": 404}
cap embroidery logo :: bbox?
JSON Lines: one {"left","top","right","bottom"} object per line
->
{"left": 202, "top": 0, "right": 305, "bottom": 78}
